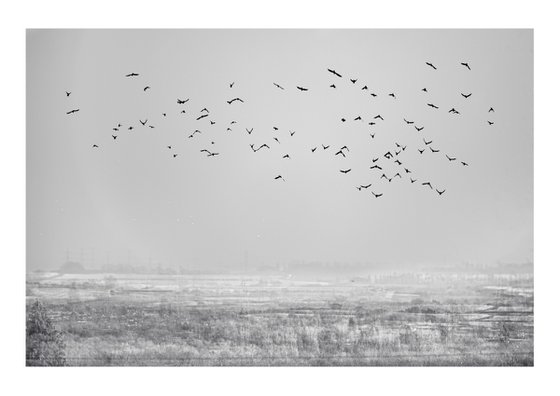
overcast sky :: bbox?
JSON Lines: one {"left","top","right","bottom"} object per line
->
{"left": 26, "top": 29, "right": 533, "bottom": 271}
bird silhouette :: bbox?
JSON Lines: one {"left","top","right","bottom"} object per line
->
{"left": 162, "top": 113, "right": 167, "bottom": 117}
{"left": 196, "top": 114, "right": 209, "bottom": 121}
{"left": 436, "top": 189, "right": 446, "bottom": 196}
{"left": 207, "top": 152, "right": 219, "bottom": 157}
{"left": 360, "top": 184, "right": 372, "bottom": 189}
{"left": 461, "top": 93, "right": 472, "bottom": 98}
{"left": 273, "top": 82, "right": 285, "bottom": 90}
{"left": 422, "top": 182, "right": 433, "bottom": 189}
{"left": 173, "top": 154, "right": 178, "bottom": 158}
{"left": 273, "top": 127, "right": 279, "bottom": 131}
{"left": 227, "top": 98, "right": 244, "bottom": 104}
{"left": 200, "top": 149, "right": 211, "bottom": 155}
{"left": 389, "top": 93, "right": 396, "bottom": 98}
{"left": 128, "top": 126, "right": 134, "bottom": 130}
{"left": 258, "top": 144, "right": 270, "bottom": 150}
{"left": 430, "top": 147, "right": 440, "bottom": 153}
{"left": 381, "top": 174, "right": 388, "bottom": 180}
{"left": 350, "top": 79, "right": 357, "bottom": 84}
{"left": 148, "top": 125, "right": 155, "bottom": 129}
{"left": 488, "top": 121, "right": 494, "bottom": 125}
{"left": 423, "top": 138, "right": 433, "bottom": 145}
{"left": 354, "top": 116, "right": 362, "bottom": 121}
{"left": 372, "top": 157, "right": 379, "bottom": 163}
{"left": 449, "top": 108, "right": 460, "bottom": 114}
{"left": 384, "top": 151, "right": 393, "bottom": 159}
{"left": 427, "top": 103, "right": 439, "bottom": 109}
{"left": 246, "top": 128, "right": 253, "bottom": 134}
{"left": 374, "top": 115, "right": 384, "bottom": 120}
{"left": 372, "top": 192, "right": 383, "bottom": 198}
{"left": 369, "top": 133, "right": 375, "bottom": 139}
{"left": 489, "top": 107, "right": 495, "bottom": 112}
{"left": 361, "top": 85, "right": 368, "bottom": 90}
{"left": 167, "top": 146, "right": 172, "bottom": 149}
{"left": 92, "top": 144, "right": 99, "bottom": 148}
{"left": 229, "top": 82, "right": 235, "bottom": 88}
{"left": 311, "top": 147, "right": 317, "bottom": 152}
{"left": 418, "top": 148, "right": 425, "bottom": 154}
{"left": 422, "top": 88, "right": 428, "bottom": 92}
{"left": 410, "top": 178, "right": 417, "bottom": 183}
{"left": 340, "top": 146, "right": 349, "bottom": 152}
{"left": 274, "top": 175, "right": 285, "bottom": 181}
{"left": 112, "top": 128, "right": 118, "bottom": 131}
{"left": 426, "top": 62, "right": 437, "bottom": 70}
{"left": 404, "top": 118, "right": 414, "bottom": 124}
{"left": 180, "top": 110, "right": 186, "bottom": 114}
{"left": 290, "top": 130, "right": 296, "bottom": 136}
{"left": 461, "top": 62, "right": 471, "bottom": 70}
{"left": 296, "top": 86, "right": 308, "bottom": 91}
{"left": 461, "top": 161, "right": 469, "bottom": 166}
{"left": 394, "top": 159, "right": 402, "bottom": 166}
{"left": 65, "top": 91, "right": 71, "bottom": 97}
{"left": 143, "top": 86, "right": 150, "bottom": 92}
{"left": 415, "top": 126, "right": 424, "bottom": 131}
{"left": 177, "top": 99, "right": 189, "bottom": 104}
{"left": 335, "top": 150, "right": 346, "bottom": 158}
{"left": 282, "top": 154, "right": 291, "bottom": 159}
{"left": 322, "top": 144, "right": 330, "bottom": 150}
{"left": 370, "top": 93, "right": 377, "bottom": 97}
{"left": 405, "top": 168, "right": 411, "bottom": 174}
{"left": 125, "top": 73, "right": 139, "bottom": 77}
{"left": 210, "top": 121, "right": 216, "bottom": 125}
{"left": 140, "top": 119, "right": 147, "bottom": 125}
{"left": 341, "top": 118, "right": 346, "bottom": 122}
{"left": 370, "top": 165, "right": 382, "bottom": 170}
{"left": 201, "top": 108, "right": 209, "bottom": 113}
{"left": 330, "top": 84, "right": 336, "bottom": 88}
{"left": 394, "top": 173, "right": 402, "bottom": 179}
{"left": 327, "top": 68, "right": 342, "bottom": 78}
{"left": 112, "top": 135, "right": 117, "bottom": 140}
{"left": 446, "top": 155, "right": 457, "bottom": 161}
{"left": 273, "top": 137, "right": 280, "bottom": 144}
{"left": 66, "top": 109, "right": 80, "bottom": 115}
{"left": 339, "top": 169, "right": 352, "bottom": 174}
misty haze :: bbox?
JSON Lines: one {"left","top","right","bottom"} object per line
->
{"left": 26, "top": 29, "right": 533, "bottom": 366}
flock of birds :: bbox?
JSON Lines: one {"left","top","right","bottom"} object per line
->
{"left": 65, "top": 61, "right": 496, "bottom": 199}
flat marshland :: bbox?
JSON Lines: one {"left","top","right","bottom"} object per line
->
{"left": 26, "top": 271, "right": 533, "bottom": 366}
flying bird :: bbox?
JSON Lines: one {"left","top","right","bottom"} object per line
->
{"left": 112, "top": 135, "right": 117, "bottom": 140}
{"left": 92, "top": 144, "right": 99, "bottom": 148}
{"left": 258, "top": 144, "right": 270, "bottom": 150}
{"left": 427, "top": 103, "right": 439, "bottom": 109}
{"left": 446, "top": 155, "right": 457, "bottom": 161}
{"left": 246, "top": 128, "right": 253, "bottom": 134}
{"left": 66, "top": 109, "right": 80, "bottom": 115}
{"left": 426, "top": 62, "right": 437, "bottom": 70}
{"left": 125, "top": 73, "right": 139, "bottom": 77}
{"left": 177, "top": 99, "right": 189, "bottom": 104}
{"left": 65, "top": 91, "right": 71, "bottom": 97}
{"left": 274, "top": 175, "right": 285, "bottom": 181}
{"left": 196, "top": 114, "right": 209, "bottom": 121}
{"left": 350, "top": 79, "right": 357, "bottom": 84}
{"left": 290, "top": 130, "right": 296, "bottom": 136}
{"left": 422, "top": 88, "right": 428, "bottom": 92}
{"left": 354, "top": 116, "right": 362, "bottom": 121}
{"left": 340, "top": 146, "right": 349, "bottom": 152}
{"left": 173, "top": 154, "right": 178, "bottom": 158}
{"left": 415, "top": 126, "right": 424, "bottom": 132}
{"left": 488, "top": 121, "right": 494, "bottom": 125}
{"left": 461, "top": 161, "right": 469, "bottom": 166}
{"left": 389, "top": 93, "right": 396, "bottom": 98}
{"left": 489, "top": 107, "right": 495, "bottom": 112}
{"left": 322, "top": 144, "right": 330, "bottom": 150}
{"left": 405, "top": 168, "right": 411, "bottom": 174}
{"left": 372, "top": 192, "right": 383, "bottom": 198}
{"left": 296, "top": 86, "right": 308, "bottom": 92}
{"left": 410, "top": 178, "right": 417, "bottom": 183}
{"left": 369, "top": 133, "right": 376, "bottom": 139}
{"left": 330, "top": 84, "right": 336, "bottom": 88}
{"left": 311, "top": 147, "right": 317, "bottom": 152}
{"left": 140, "top": 119, "right": 147, "bottom": 125}
{"left": 422, "top": 182, "right": 433, "bottom": 189}
{"left": 370, "top": 165, "right": 382, "bottom": 170}
{"left": 370, "top": 93, "right": 377, "bottom": 97}
{"left": 282, "top": 154, "right": 291, "bottom": 159}
{"left": 423, "top": 138, "right": 433, "bottom": 145}
{"left": 360, "top": 184, "right": 372, "bottom": 189}
{"left": 430, "top": 147, "right": 440, "bottom": 153}
{"left": 143, "top": 86, "right": 150, "bottom": 92}
{"left": 404, "top": 118, "right": 414, "bottom": 124}
{"left": 361, "top": 85, "right": 368, "bottom": 90}
{"left": 436, "top": 189, "right": 446, "bottom": 196}
{"left": 327, "top": 68, "right": 342, "bottom": 78}
{"left": 461, "top": 93, "right": 472, "bottom": 99}
{"left": 273, "top": 137, "right": 280, "bottom": 144}
{"left": 273, "top": 82, "right": 285, "bottom": 90}
{"left": 418, "top": 148, "right": 425, "bottom": 154}
{"left": 341, "top": 118, "right": 346, "bottom": 122}
{"left": 340, "top": 169, "right": 352, "bottom": 174}
{"left": 201, "top": 108, "right": 209, "bottom": 113}
{"left": 227, "top": 98, "right": 244, "bottom": 104}
{"left": 229, "top": 82, "right": 235, "bottom": 88}
{"left": 374, "top": 115, "right": 384, "bottom": 121}
{"left": 335, "top": 150, "right": 346, "bottom": 158}
{"left": 461, "top": 62, "right": 471, "bottom": 70}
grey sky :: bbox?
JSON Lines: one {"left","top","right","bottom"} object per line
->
{"left": 26, "top": 29, "right": 533, "bottom": 271}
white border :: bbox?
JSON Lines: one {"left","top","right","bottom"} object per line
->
{"left": 2, "top": 1, "right": 558, "bottom": 395}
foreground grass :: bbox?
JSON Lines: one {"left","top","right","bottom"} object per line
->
{"left": 32, "top": 296, "right": 533, "bottom": 366}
